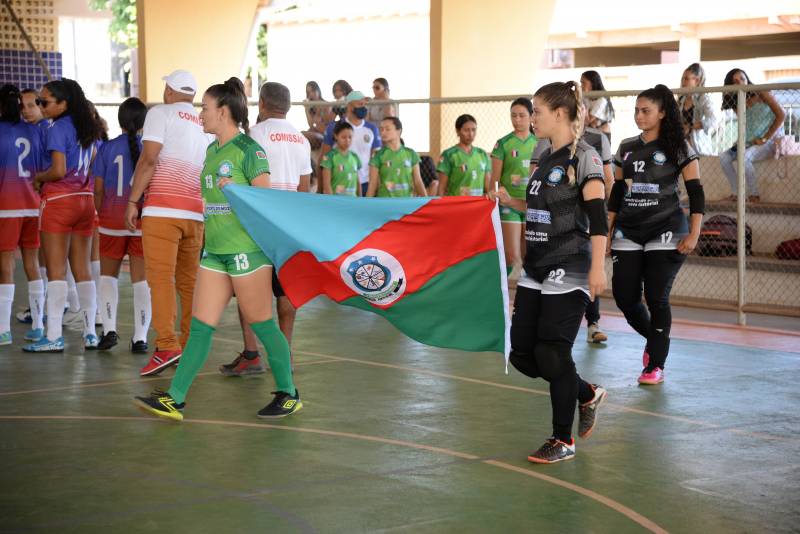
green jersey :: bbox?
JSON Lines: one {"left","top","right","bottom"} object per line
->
{"left": 491, "top": 132, "right": 537, "bottom": 199}
{"left": 436, "top": 145, "right": 490, "bottom": 196}
{"left": 369, "top": 145, "right": 421, "bottom": 198}
{"left": 321, "top": 148, "right": 361, "bottom": 196}
{"left": 201, "top": 133, "right": 270, "bottom": 254}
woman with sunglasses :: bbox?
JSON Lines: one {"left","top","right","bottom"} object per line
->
{"left": 23, "top": 79, "right": 103, "bottom": 353}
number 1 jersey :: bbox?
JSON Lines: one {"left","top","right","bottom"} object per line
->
{"left": 92, "top": 133, "right": 143, "bottom": 234}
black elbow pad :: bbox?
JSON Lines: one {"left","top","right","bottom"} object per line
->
{"left": 584, "top": 198, "right": 608, "bottom": 236}
{"left": 685, "top": 179, "right": 705, "bottom": 214}
{"left": 607, "top": 180, "right": 626, "bottom": 213}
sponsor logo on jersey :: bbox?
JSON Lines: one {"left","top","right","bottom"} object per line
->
{"left": 218, "top": 161, "right": 233, "bottom": 177}
{"left": 546, "top": 166, "right": 565, "bottom": 186}
{"left": 526, "top": 209, "right": 552, "bottom": 224}
{"left": 652, "top": 151, "right": 667, "bottom": 165}
{"left": 340, "top": 249, "right": 406, "bottom": 306}
{"left": 363, "top": 133, "right": 371, "bottom": 143}
{"left": 630, "top": 182, "right": 660, "bottom": 194}
{"left": 403, "top": 159, "right": 411, "bottom": 168}
{"left": 592, "top": 155, "right": 603, "bottom": 167}
{"left": 255, "top": 150, "right": 267, "bottom": 160}
{"left": 204, "top": 202, "right": 232, "bottom": 215}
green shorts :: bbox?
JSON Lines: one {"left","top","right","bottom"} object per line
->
{"left": 200, "top": 250, "right": 272, "bottom": 277}
{"left": 499, "top": 205, "right": 525, "bottom": 223}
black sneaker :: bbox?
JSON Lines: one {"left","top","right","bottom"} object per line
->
{"left": 527, "top": 438, "right": 576, "bottom": 464}
{"left": 130, "top": 339, "right": 148, "bottom": 354}
{"left": 257, "top": 389, "right": 302, "bottom": 419}
{"left": 97, "top": 331, "right": 119, "bottom": 350}
{"left": 578, "top": 385, "right": 607, "bottom": 439}
{"left": 133, "top": 389, "right": 185, "bottom": 421}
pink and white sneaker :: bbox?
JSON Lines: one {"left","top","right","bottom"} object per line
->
{"left": 638, "top": 367, "right": 664, "bottom": 385}
{"left": 642, "top": 348, "right": 650, "bottom": 368}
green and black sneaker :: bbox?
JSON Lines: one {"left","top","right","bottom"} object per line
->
{"left": 133, "top": 389, "right": 185, "bottom": 421}
{"left": 257, "top": 389, "right": 302, "bottom": 419}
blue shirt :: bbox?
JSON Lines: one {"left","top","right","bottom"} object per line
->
{"left": 92, "top": 133, "right": 142, "bottom": 231}
{"left": 42, "top": 115, "right": 94, "bottom": 197}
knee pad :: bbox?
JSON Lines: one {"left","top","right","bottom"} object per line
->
{"left": 533, "top": 342, "right": 575, "bottom": 382}
{"left": 510, "top": 351, "right": 540, "bottom": 379}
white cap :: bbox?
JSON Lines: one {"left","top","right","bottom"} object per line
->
{"left": 162, "top": 70, "right": 197, "bottom": 95}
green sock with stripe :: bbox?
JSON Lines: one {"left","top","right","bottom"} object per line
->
{"left": 168, "top": 317, "right": 215, "bottom": 404}
{"left": 251, "top": 318, "right": 296, "bottom": 396}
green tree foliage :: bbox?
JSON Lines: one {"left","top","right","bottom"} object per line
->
{"left": 89, "top": 0, "right": 137, "bottom": 49}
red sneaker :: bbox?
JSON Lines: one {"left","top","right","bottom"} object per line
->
{"left": 219, "top": 352, "right": 265, "bottom": 377}
{"left": 139, "top": 349, "right": 182, "bottom": 377}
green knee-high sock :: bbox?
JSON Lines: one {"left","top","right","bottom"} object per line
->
{"left": 506, "top": 266, "right": 513, "bottom": 276}
{"left": 167, "top": 318, "right": 215, "bottom": 404}
{"left": 250, "top": 318, "right": 295, "bottom": 396}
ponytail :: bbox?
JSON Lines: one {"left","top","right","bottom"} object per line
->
{"left": 206, "top": 77, "right": 249, "bottom": 134}
{"left": 118, "top": 97, "right": 147, "bottom": 167}
{"left": 0, "top": 84, "right": 22, "bottom": 123}
{"left": 638, "top": 84, "right": 686, "bottom": 165}
{"left": 533, "top": 81, "right": 585, "bottom": 184}
{"left": 43, "top": 78, "right": 101, "bottom": 148}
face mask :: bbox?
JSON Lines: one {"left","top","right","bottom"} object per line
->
{"left": 353, "top": 107, "right": 368, "bottom": 119}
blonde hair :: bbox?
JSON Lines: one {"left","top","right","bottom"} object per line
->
{"left": 534, "top": 81, "right": 585, "bottom": 184}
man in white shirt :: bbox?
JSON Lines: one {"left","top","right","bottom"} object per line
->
{"left": 124, "top": 69, "right": 212, "bottom": 377}
{"left": 219, "top": 82, "right": 311, "bottom": 377}
{"left": 321, "top": 90, "right": 381, "bottom": 195}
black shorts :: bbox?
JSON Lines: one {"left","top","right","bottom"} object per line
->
{"left": 519, "top": 260, "right": 591, "bottom": 298}
{"left": 272, "top": 268, "right": 285, "bottom": 298}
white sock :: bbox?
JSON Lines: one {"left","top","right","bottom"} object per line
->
{"left": 99, "top": 275, "right": 119, "bottom": 334}
{"left": 132, "top": 281, "right": 151, "bottom": 343}
{"left": 76, "top": 281, "right": 97, "bottom": 337}
{"left": 46, "top": 280, "right": 67, "bottom": 341}
{"left": 65, "top": 262, "right": 80, "bottom": 312}
{"left": 0, "top": 284, "right": 13, "bottom": 333}
{"left": 28, "top": 279, "right": 45, "bottom": 330}
{"left": 91, "top": 260, "right": 101, "bottom": 314}
{"left": 39, "top": 266, "right": 48, "bottom": 294}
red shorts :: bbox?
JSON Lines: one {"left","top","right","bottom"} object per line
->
{"left": 100, "top": 234, "right": 144, "bottom": 260}
{"left": 40, "top": 194, "right": 96, "bottom": 237}
{"left": 0, "top": 217, "right": 40, "bottom": 252}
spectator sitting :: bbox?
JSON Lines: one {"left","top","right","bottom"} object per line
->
{"left": 321, "top": 90, "right": 381, "bottom": 196}
{"left": 581, "top": 70, "right": 614, "bottom": 140}
{"left": 302, "top": 81, "right": 334, "bottom": 150}
{"left": 331, "top": 79, "right": 353, "bottom": 121}
{"left": 368, "top": 77, "right": 397, "bottom": 123}
{"left": 678, "top": 63, "right": 717, "bottom": 156}
{"left": 719, "top": 68, "right": 785, "bottom": 202}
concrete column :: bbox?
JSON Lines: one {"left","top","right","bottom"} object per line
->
{"left": 429, "top": 0, "right": 555, "bottom": 156}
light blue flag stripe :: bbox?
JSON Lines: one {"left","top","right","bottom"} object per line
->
{"left": 223, "top": 186, "right": 431, "bottom": 268}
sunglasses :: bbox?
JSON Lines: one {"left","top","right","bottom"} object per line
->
{"left": 36, "top": 98, "right": 54, "bottom": 107}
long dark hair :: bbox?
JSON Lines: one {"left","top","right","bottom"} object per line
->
{"left": 0, "top": 84, "right": 21, "bottom": 123}
{"left": 306, "top": 81, "right": 323, "bottom": 100}
{"left": 510, "top": 97, "right": 534, "bottom": 135}
{"left": 43, "top": 78, "right": 101, "bottom": 148}
{"left": 638, "top": 84, "right": 686, "bottom": 165}
{"left": 533, "top": 81, "right": 584, "bottom": 184}
{"left": 455, "top": 113, "right": 476, "bottom": 130}
{"left": 118, "top": 97, "right": 147, "bottom": 167}
{"left": 89, "top": 101, "right": 109, "bottom": 142}
{"left": 582, "top": 70, "right": 615, "bottom": 116}
{"left": 721, "top": 68, "right": 753, "bottom": 111}
{"left": 332, "top": 79, "right": 353, "bottom": 98}
{"left": 373, "top": 77, "right": 389, "bottom": 93}
{"left": 205, "top": 77, "right": 249, "bottom": 134}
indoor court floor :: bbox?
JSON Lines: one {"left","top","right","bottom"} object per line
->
{"left": 1, "top": 268, "right": 798, "bottom": 533}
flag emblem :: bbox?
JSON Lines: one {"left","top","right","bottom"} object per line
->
{"left": 342, "top": 249, "right": 406, "bottom": 306}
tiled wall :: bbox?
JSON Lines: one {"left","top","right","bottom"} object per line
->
{"left": 0, "top": 49, "right": 62, "bottom": 90}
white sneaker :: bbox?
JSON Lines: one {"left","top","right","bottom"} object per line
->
{"left": 587, "top": 323, "right": 608, "bottom": 343}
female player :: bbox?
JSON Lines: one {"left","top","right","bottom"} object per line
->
{"left": 580, "top": 70, "right": 614, "bottom": 140}
{"left": 23, "top": 79, "right": 102, "bottom": 352}
{"left": 490, "top": 98, "right": 537, "bottom": 274}
{"left": 436, "top": 114, "right": 490, "bottom": 197}
{"left": 366, "top": 117, "right": 426, "bottom": 197}
{"left": 491, "top": 81, "right": 608, "bottom": 464}
{"left": 0, "top": 84, "right": 45, "bottom": 345}
{"left": 92, "top": 97, "right": 151, "bottom": 352}
{"left": 608, "top": 85, "right": 704, "bottom": 385}
{"left": 134, "top": 78, "right": 299, "bottom": 421}
{"left": 321, "top": 121, "right": 361, "bottom": 196}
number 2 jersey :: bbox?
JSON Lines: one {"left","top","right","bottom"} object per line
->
{"left": 523, "top": 139, "right": 605, "bottom": 274}
{"left": 92, "top": 133, "right": 143, "bottom": 235}
{"left": 0, "top": 121, "right": 44, "bottom": 217}
{"left": 612, "top": 136, "right": 697, "bottom": 244}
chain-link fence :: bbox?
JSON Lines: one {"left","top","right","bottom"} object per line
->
{"left": 93, "top": 82, "right": 800, "bottom": 320}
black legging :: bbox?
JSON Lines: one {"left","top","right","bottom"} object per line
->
{"left": 510, "top": 287, "right": 595, "bottom": 442}
{"left": 611, "top": 249, "right": 686, "bottom": 369}
{"left": 585, "top": 296, "right": 600, "bottom": 325}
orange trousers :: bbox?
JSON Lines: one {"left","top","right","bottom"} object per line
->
{"left": 141, "top": 216, "right": 203, "bottom": 351}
